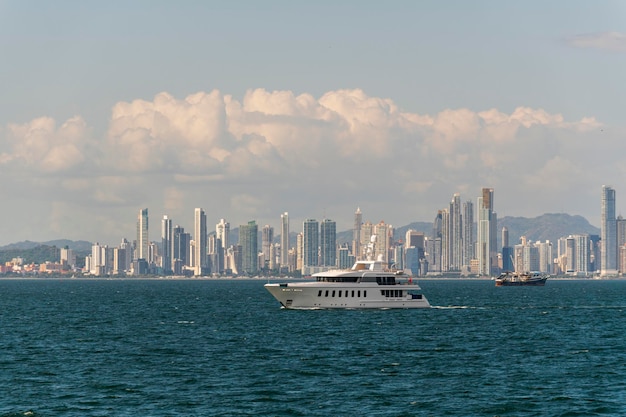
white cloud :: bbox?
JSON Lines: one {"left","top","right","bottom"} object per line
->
{"left": 4, "top": 116, "right": 89, "bottom": 173}
{"left": 566, "top": 32, "right": 626, "bottom": 52}
{"left": 0, "top": 88, "right": 612, "bottom": 244}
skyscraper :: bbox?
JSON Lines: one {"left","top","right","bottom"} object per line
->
{"left": 320, "top": 218, "right": 336, "bottom": 267}
{"left": 360, "top": 221, "right": 374, "bottom": 258}
{"left": 239, "top": 220, "right": 258, "bottom": 274}
{"left": 262, "top": 224, "right": 274, "bottom": 267}
{"left": 405, "top": 230, "right": 425, "bottom": 252}
{"left": 161, "top": 215, "right": 172, "bottom": 274}
{"left": 216, "top": 218, "right": 230, "bottom": 274}
{"left": 501, "top": 227, "right": 514, "bottom": 272}
{"left": 194, "top": 208, "right": 207, "bottom": 276}
{"left": 120, "top": 238, "right": 132, "bottom": 272}
{"left": 617, "top": 215, "right": 626, "bottom": 273}
{"left": 303, "top": 219, "right": 319, "bottom": 267}
{"left": 172, "top": 226, "right": 189, "bottom": 274}
{"left": 374, "top": 221, "right": 389, "bottom": 263}
{"left": 449, "top": 193, "right": 462, "bottom": 270}
{"left": 477, "top": 188, "right": 496, "bottom": 276}
{"left": 296, "top": 232, "right": 304, "bottom": 271}
{"left": 440, "top": 208, "right": 450, "bottom": 271}
{"left": 601, "top": 185, "right": 617, "bottom": 276}
{"left": 280, "top": 212, "right": 289, "bottom": 268}
{"left": 573, "top": 235, "right": 590, "bottom": 275}
{"left": 353, "top": 207, "right": 362, "bottom": 260}
{"left": 462, "top": 199, "right": 474, "bottom": 267}
{"left": 136, "top": 208, "right": 149, "bottom": 261}
{"left": 216, "top": 219, "right": 230, "bottom": 251}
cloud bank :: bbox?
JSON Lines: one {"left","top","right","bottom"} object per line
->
{"left": 0, "top": 88, "right": 616, "bottom": 245}
{"left": 566, "top": 31, "right": 626, "bottom": 52}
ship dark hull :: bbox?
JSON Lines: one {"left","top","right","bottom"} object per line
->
{"left": 495, "top": 277, "right": 547, "bottom": 287}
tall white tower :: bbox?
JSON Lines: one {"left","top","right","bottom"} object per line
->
{"left": 601, "top": 185, "right": 617, "bottom": 276}
{"left": 477, "top": 188, "right": 496, "bottom": 276}
{"left": 353, "top": 207, "right": 362, "bottom": 260}
{"left": 280, "top": 212, "right": 289, "bottom": 268}
{"left": 137, "top": 208, "right": 149, "bottom": 261}
{"left": 194, "top": 208, "right": 207, "bottom": 276}
{"left": 216, "top": 219, "right": 230, "bottom": 250}
{"left": 161, "top": 215, "right": 172, "bottom": 273}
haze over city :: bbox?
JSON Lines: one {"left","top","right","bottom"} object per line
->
{"left": 1, "top": 1, "right": 625, "bottom": 246}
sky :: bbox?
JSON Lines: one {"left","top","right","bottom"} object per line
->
{"left": 1, "top": 1, "right": 625, "bottom": 246}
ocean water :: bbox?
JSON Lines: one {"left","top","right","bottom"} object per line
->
{"left": 1, "top": 278, "right": 626, "bottom": 416}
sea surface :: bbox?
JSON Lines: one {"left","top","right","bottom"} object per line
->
{"left": 1, "top": 278, "right": 626, "bottom": 416}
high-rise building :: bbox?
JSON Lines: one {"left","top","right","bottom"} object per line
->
{"left": 574, "top": 235, "right": 590, "bottom": 275}
{"left": 262, "top": 225, "right": 274, "bottom": 267}
{"left": 172, "top": 226, "right": 189, "bottom": 271}
{"left": 618, "top": 216, "right": 626, "bottom": 246}
{"left": 60, "top": 246, "right": 76, "bottom": 268}
{"left": 161, "top": 215, "right": 172, "bottom": 274}
{"left": 113, "top": 247, "right": 125, "bottom": 275}
{"left": 239, "top": 220, "right": 258, "bottom": 274}
{"left": 601, "top": 185, "right": 617, "bottom": 276}
{"left": 501, "top": 227, "right": 514, "bottom": 272}
{"left": 338, "top": 244, "right": 351, "bottom": 269}
{"left": 303, "top": 219, "right": 319, "bottom": 267}
{"left": 463, "top": 200, "right": 474, "bottom": 266}
{"left": 320, "top": 218, "right": 337, "bottom": 267}
{"left": 393, "top": 243, "right": 404, "bottom": 270}
{"left": 477, "top": 188, "right": 497, "bottom": 276}
{"left": 91, "top": 242, "right": 104, "bottom": 275}
{"left": 269, "top": 243, "right": 277, "bottom": 270}
{"left": 296, "top": 232, "right": 304, "bottom": 271}
{"left": 618, "top": 216, "right": 626, "bottom": 273}
{"left": 280, "top": 212, "right": 289, "bottom": 268}
{"left": 360, "top": 221, "right": 374, "bottom": 259}
{"left": 120, "top": 238, "right": 132, "bottom": 272}
{"left": 136, "top": 208, "right": 149, "bottom": 261}
{"left": 536, "top": 240, "right": 553, "bottom": 274}
{"left": 374, "top": 221, "right": 389, "bottom": 263}
{"left": 208, "top": 234, "right": 222, "bottom": 274}
{"left": 405, "top": 230, "right": 425, "bottom": 253}
{"left": 405, "top": 246, "right": 420, "bottom": 276}
{"left": 432, "top": 211, "right": 443, "bottom": 239}
{"left": 502, "top": 227, "right": 509, "bottom": 248}
{"left": 441, "top": 208, "right": 450, "bottom": 271}
{"left": 215, "top": 219, "right": 230, "bottom": 274}
{"left": 353, "top": 207, "right": 362, "bottom": 260}
{"left": 449, "top": 193, "right": 463, "bottom": 270}
{"left": 216, "top": 219, "right": 230, "bottom": 251}
{"left": 194, "top": 208, "right": 207, "bottom": 276}
{"left": 427, "top": 236, "right": 442, "bottom": 273}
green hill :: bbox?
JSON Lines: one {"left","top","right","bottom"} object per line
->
{"left": 499, "top": 213, "right": 599, "bottom": 247}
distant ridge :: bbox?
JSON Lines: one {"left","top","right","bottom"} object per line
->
{"left": 0, "top": 214, "right": 600, "bottom": 259}
{"left": 337, "top": 213, "right": 598, "bottom": 247}
{"left": 0, "top": 239, "right": 92, "bottom": 252}
{"left": 499, "top": 213, "right": 599, "bottom": 247}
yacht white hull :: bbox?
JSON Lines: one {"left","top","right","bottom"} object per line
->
{"left": 264, "top": 282, "right": 430, "bottom": 309}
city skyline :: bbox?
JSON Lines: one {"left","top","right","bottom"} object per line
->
{"left": 1, "top": 2, "right": 626, "bottom": 245}
{"left": 3, "top": 185, "right": 612, "bottom": 277}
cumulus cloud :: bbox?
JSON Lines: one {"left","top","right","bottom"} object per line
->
{"left": 0, "top": 87, "right": 610, "bottom": 244}
{"left": 3, "top": 116, "right": 89, "bottom": 173}
{"left": 566, "top": 31, "right": 626, "bottom": 52}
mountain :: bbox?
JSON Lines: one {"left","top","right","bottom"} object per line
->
{"left": 0, "top": 240, "right": 92, "bottom": 264}
{"left": 498, "top": 213, "right": 599, "bottom": 247}
{"left": 0, "top": 213, "right": 600, "bottom": 263}
{"left": 0, "top": 239, "right": 92, "bottom": 252}
{"left": 336, "top": 214, "right": 598, "bottom": 247}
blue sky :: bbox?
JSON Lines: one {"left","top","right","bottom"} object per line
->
{"left": 1, "top": 1, "right": 625, "bottom": 245}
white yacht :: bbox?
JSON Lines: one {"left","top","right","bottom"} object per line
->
{"left": 264, "top": 259, "right": 430, "bottom": 309}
